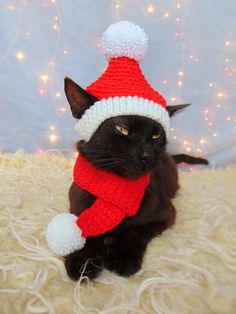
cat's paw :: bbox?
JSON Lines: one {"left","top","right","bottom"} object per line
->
{"left": 105, "top": 251, "right": 143, "bottom": 277}
{"left": 103, "top": 234, "right": 143, "bottom": 277}
{"left": 64, "top": 250, "right": 103, "bottom": 281}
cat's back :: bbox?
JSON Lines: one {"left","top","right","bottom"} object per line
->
{"left": 150, "top": 152, "right": 179, "bottom": 199}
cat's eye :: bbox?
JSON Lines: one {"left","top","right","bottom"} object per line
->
{"left": 115, "top": 125, "right": 129, "bottom": 136}
{"left": 152, "top": 133, "right": 161, "bottom": 139}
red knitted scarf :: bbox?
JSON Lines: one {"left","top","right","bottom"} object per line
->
{"left": 73, "top": 155, "right": 151, "bottom": 237}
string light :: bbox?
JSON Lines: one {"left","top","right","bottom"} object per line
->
{"left": 7, "top": 4, "right": 15, "bottom": 10}
{"left": 178, "top": 71, "right": 184, "bottom": 76}
{"left": 55, "top": 92, "right": 60, "bottom": 98}
{"left": 53, "top": 24, "right": 59, "bottom": 31}
{"left": 164, "top": 12, "right": 169, "bottom": 18}
{"left": 209, "top": 83, "right": 213, "bottom": 87}
{"left": 15, "top": 51, "right": 25, "bottom": 60}
{"left": 49, "top": 134, "right": 58, "bottom": 143}
{"left": 39, "top": 89, "right": 45, "bottom": 96}
{"left": 39, "top": 74, "right": 49, "bottom": 83}
{"left": 115, "top": 4, "right": 120, "bottom": 9}
{"left": 200, "top": 138, "right": 206, "bottom": 144}
{"left": 217, "top": 92, "right": 224, "bottom": 98}
{"left": 147, "top": 5, "right": 154, "bottom": 13}
{"left": 189, "top": 55, "right": 194, "bottom": 59}
{"left": 178, "top": 81, "right": 183, "bottom": 86}
{"left": 225, "top": 41, "right": 230, "bottom": 46}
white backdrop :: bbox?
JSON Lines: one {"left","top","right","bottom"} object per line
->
{"left": 0, "top": 0, "right": 235, "bottom": 166}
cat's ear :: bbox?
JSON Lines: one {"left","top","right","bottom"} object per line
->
{"left": 64, "top": 77, "right": 98, "bottom": 119}
{"left": 166, "top": 104, "right": 191, "bottom": 117}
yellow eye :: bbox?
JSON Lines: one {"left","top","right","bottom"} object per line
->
{"left": 152, "top": 133, "right": 161, "bottom": 139}
{"left": 115, "top": 125, "right": 129, "bottom": 136}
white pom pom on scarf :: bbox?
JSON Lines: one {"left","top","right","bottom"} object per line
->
{"left": 46, "top": 213, "right": 86, "bottom": 256}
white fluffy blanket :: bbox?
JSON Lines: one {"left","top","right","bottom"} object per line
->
{"left": 0, "top": 151, "right": 235, "bottom": 314}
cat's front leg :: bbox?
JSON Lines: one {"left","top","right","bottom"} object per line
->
{"left": 103, "top": 204, "right": 176, "bottom": 277}
{"left": 103, "top": 228, "right": 147, "bottom": 277}
{"left": 64, "top": 236, "right": 104, "bottom": 281}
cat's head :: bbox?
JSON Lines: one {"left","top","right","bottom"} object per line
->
{"left": 65, "top": 77, "right": 189, "bottom": 178}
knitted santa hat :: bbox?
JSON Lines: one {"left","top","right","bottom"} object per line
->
{"left": 75, "top": 20, "right": 170, "bottom": 141}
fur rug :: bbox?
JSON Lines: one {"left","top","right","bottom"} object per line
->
{"left": 0, "top": 151, "right": 235, "bottom": 314}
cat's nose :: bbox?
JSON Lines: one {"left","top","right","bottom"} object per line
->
{"left": 141, "top": 152, "right": 153, "bottom": 164}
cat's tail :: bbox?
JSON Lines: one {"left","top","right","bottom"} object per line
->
{"left": 172, "top": 154, "right": 209, "bottom": 165}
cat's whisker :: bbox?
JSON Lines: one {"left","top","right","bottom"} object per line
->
{"left": 82, "top": 156, "right": 130, "bottom": 169}
{"left": 92, "top": 160, "right": 123, "bottom": 170}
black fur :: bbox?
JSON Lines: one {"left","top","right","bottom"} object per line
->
{"left": 64, "top": 77, "right": 206, "bottom": 280}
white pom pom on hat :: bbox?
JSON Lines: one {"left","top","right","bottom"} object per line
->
{"left": 75, "top": 20, "right": 170, "bottom": 142}
{"left": 101, "top": 20, "right": 148, "bottom": 62}
{"left": 46, "top": 213, "right": 86, "bottom": 256}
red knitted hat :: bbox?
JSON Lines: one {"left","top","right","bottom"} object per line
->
{"left": 75, "top": 21, "right": 170, "bottom": 141}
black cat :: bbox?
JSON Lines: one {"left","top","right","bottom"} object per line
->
{"left": 63, "top": 77, "right": 208, "bottom": 280}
